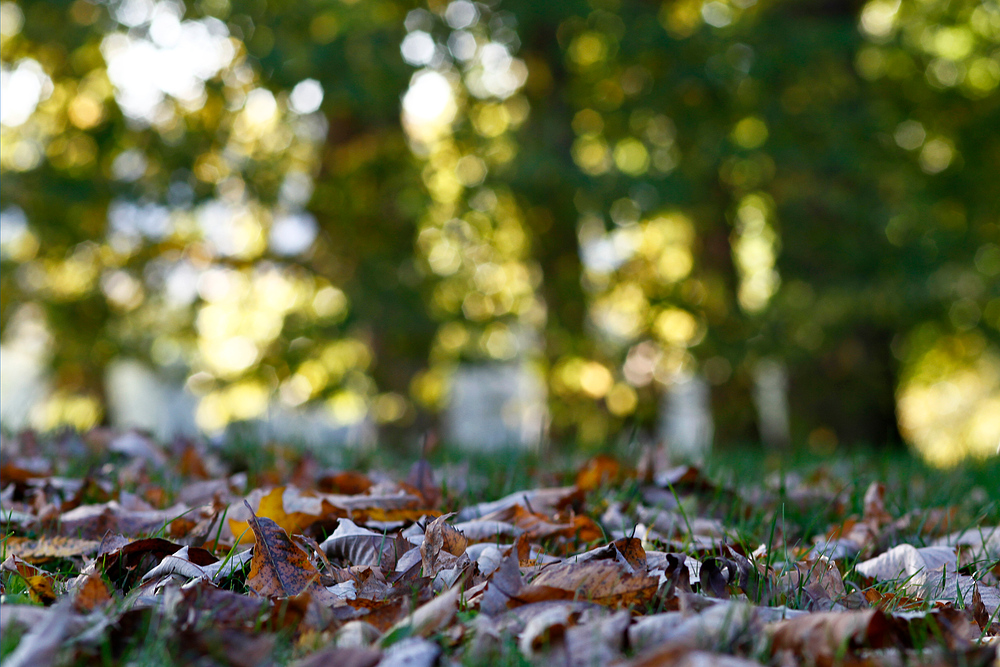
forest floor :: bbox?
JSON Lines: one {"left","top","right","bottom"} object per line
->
{"left": 1, "top": 429, "right": 999, "bottom": 667}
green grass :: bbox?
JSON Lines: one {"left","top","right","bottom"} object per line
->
{"left": 4, "top": 428, "right": 1000, "bottom": 665}
{"left": 0, "top": 624, "right": 26, "bottom": 660}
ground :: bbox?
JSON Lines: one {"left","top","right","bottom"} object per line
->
{"left": 1, "top": 430, "right": 999, "bottom": 666}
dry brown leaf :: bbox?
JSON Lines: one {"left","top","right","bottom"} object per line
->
{"left": 343, "top": 595, "right": 411, "bottom": 632}
{"left": 69, "top": 570, "right": 113, "bottom": 612}
{"left": 485, "top": 504, "right": 602, "bottom": 547}
{"left": 0, "top": 462, "right": 50, "bottom": 485}
{"left": 56, "top": 501, "right": 193, "bottom": 539}
{"left": 320, "top": 519, "right": 413, "bottom": 572}
{"left": 575, "top": 455, "right": 622, "bottom": 492}
{"left": 420, "top": 513, "right": 468, "bottom": 578}
{"left": 377, "top": 585, "right": 461, "bottom": 646}
{"left": 768, "top": 609, "right": 895, "bottom": 661}
{"left": 317, "top": 471, "right": 373, "bottom": 495}
{"left": 614, "top": 537, "right": 648, "bottom": 571}
{"left": 530, "top": 559, "right": 660, "bottom": 608}
{"left": 2, "top": 601, "right": 76, "bottom": 667}
{"left": 244, "top": 500, "right": 337, "bottom": 605}
{"left": 455, "top": 486, "right": 583, "bottom": 522}
{"left": 972, "top": 583, "right": 999, "bottom": 634}
{"left": 289, "top": 646, "right": 382, "bottom": 667}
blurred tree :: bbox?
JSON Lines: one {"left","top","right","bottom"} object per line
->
{"left": 0, "top": 0, "right": 423, "bottom": 432}
{"left": 1, "top": 0, "right": 997, "bottom": 462}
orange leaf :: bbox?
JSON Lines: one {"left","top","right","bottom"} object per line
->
{"left": 71, "top": 571, "right": 112, "bottom": 612}
{"left": 575, "top": 455, "right": 621, "bottom": 492}
{"left": 318, "top": 471, "right": 373, "bottom": 495}
{"left": 612, "top": 537, "right": 648, "bottom": 572}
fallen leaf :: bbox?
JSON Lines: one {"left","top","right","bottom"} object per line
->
{"left": 628, "top": 600, "right": 761, "bottom": 654}
{"left": 377, "top": 585, "right": 461, "bottom": 646}
{"left": 172, "top": 579, "right": 268, "bottom": 630}
{"left": 972, "top": 583, "right": 1000, "bottom": 634}
{"left": 455, "top": 486, "right": 583, "bottom": 522}
{"left": 2, "top": 601, "right": 76, "bottom": 667}
{"left": 405, "top": 458, "right": 440, "bottom": 508}
{"left": 317, "top": 471, "right": 373, "bottom": 495}
{"left": 479, "top": 547, "right": 525, "bottom": 615}
{"left": 863, "top": 481, "right": 893, "bottom": 527}
{"left": 376, "top": 637, "right": 440, "bottom": 667}
{"left": 420, "top": 513, "right": 467, "bottom": 577}
{"left": 244, "top": 501, "right": 338, "bottom": 605}
{"left": 530, "top": 560, "right": 660, "bottom": 608}
{"left": 289, "top": 646, "right": 381, "bottom": 667}
{"left": 768, "top": 608, "right": 895, "bottom": 661}
{"left": 575, "top": 455, "right": 622, "bottom": 492}
{"left": 69, "top": 570, "right": 112, "bottom": 612}
{"left": 320, "top": 518, "right": 413, "bottom": 572}
{"left": 228, "top": 486, "right": 328, "bottom": 545}
{"left": 140, "top": 545, "right": 218, "bottom": 583}
{"left": 97, "top": 537, "right": 187, "bottom": 592}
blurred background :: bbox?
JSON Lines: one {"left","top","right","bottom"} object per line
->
{"left": 1, "top": 0, "right": 998, "bottom": 467}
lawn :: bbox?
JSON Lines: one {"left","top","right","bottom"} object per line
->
{"left": 1, "top": 430, "right": 998, "bottom": 666}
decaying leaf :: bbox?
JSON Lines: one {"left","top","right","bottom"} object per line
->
{"left": 68, "top": 570, "right": 112, "bottom": 612}
{"left": 4, "top": 431, "right": 1000, "bottom": 667}
{"left": 420, "top": 513, "right": 468, "bottom": 577}
{"left": 768, "top": 608, "right": 895, "bottom": 661}
{"left": 378, "top": 585, "right": 461, "bottom": 646}
{"left": 455, "top": 486, "right": 583, "bottom": 522}
{"left": 2, "top": 536, "right": 101, "bottom": 561}
{"left": 972, "top": 583, "right": 1000, "bottom": 634}
{"left": 529, "top": 559, "right": 660, "bottom": 608}
{"left": 628, "top": 600, "right": 761, "bottom": 653}
{"left": 320, "top": 518, "right": 412, "bottom": 573}
{"left": 2, "top": 601, "right": 77, "bottom": 667}
{"left": 575, "top": 455, "right": 623, "bottom": 492}
{"left": 2, "top": 554, "right": 58, "bottom": 604}
{"left": 243, "top": 501, "right": 337, "bottom": 605}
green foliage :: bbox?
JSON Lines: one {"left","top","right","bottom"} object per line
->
{"left": 1, "top": 0, "right": 998, "bottom": 459}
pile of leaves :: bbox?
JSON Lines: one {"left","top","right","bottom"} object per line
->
{"left": 1, "top": 430, "right": 999, "bottom": 667}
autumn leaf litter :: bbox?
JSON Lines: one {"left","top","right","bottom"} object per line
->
{"left": 1, "top": 432, "right": 999, "bottom": 667}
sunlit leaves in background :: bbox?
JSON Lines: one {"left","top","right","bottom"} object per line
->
{"left": 401, "top": 2, "right": 546, "bottom": 413}
{"left": 854, "top": 0, "right": 1000, "bottom": 463}
{"left": 0, "top": 0, "right": 372, "bottom": 433}
{"left": 0, "top": 0, "right": 998, "bottom": 463}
